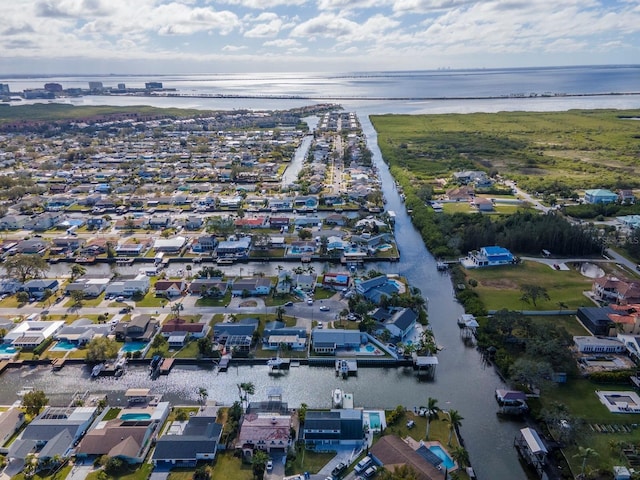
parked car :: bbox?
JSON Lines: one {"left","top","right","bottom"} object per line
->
{"left": 363, "top": 466, "right": 378, "bottom": 478}
{"left": 115, "top": 296, "right": 125, "bottom": 302}
{"left": 284, "top": 301, "right": 294, "bottom": 307}
{"left": 331, "top": 462, "right": 347, "bottom": 478}
{"left": 354, "top": 456, "right": 373, "bottom": 474}
{"left": 307, "top": 299, "right": 313, "bottom": 305}
{"left": 266, "top": 459, "right": 273, "bottom": 471}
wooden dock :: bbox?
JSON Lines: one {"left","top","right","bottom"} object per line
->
{"left": 159, "top": 358, "right": 174, "bottom": 375}
{"left": 51, "top": 358, "right": 66, "bottom": 371}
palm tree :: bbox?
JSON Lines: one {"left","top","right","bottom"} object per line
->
{"left": 574, "top": 446, "right": 598, "bottom": 479}
{"left": 198, "top": 387, "right": 208, "bottom": 407}
{"left": 251, "top": 449, "right": 270, "bottom": 479}
{"left": 70, "top": 264, "right": 86, "bottom": 280}
{"left": 445, "top": 409, "right": 464, "bottom": 446}
{"left": 275, "top": 306, "right": 285, "bottom": 321}
{"left": 171, "top": 302, "right": 184, "bottom": 319}
{"left": 237, "top": 382, "right": 255, "bottom": 409}
{"left": 450, "top": 446, "right": 470, "bottom": 468}
{"left": 425, "top": 397, "right": 440, "bottom": 440}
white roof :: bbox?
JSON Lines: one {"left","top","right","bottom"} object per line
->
{"left": 520, "top": 427, "right": 547, "bottom": 454}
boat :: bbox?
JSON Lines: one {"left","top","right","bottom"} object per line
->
{"left": 91, "top": 363, "right": 104, "bottom": 378}
{"left": 436, "top": 261, "right": 448, "bottom": 271}
{"left": 332, "top": 388, "right": 343, "bottom": 408}
{"left": 150, "top": 355, "right": 163, "bottom": 372}
{"left": 267, "top": 357, "right": 284, "bottom": 368}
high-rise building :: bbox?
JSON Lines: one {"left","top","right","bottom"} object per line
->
{"left": 88, "top": 81, "right": 104, "bottom": 91}
{"left": 0, "top": 84, "right": 10, "bottom": 94}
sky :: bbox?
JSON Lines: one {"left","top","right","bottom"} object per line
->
{"left": 1, "top": 0, "right": 639, "bottom": 74}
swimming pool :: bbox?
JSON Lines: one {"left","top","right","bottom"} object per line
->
{"left": 369, "top": 412, "right": 381, "bottom": 429}
{"left": 50, "top": 340, "right": 77, "bottom": 352}
{"left": 0, "top": 344, "right": 18, "bottom": 356}
{"left": 120, "top": 413, "right": 151, "bottom": 421}
{"left": 120, "top": 342, "right": 147, "bottom": 353}
{"left": 429, "top": 445, "right": 455, "bottom": 470}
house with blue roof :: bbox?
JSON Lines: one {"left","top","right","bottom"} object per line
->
{"left": 311, "top": 329, "right": 366, "bottom": 354}
{"left": 584, "top": 189, "right": 619, "bottom": 204}
{"left": 384, "top": 308, "right": 418, "bottom": 341}
{"left": 262, "top": 321, "right": 307, "bottom": 350}
{"left": 355, "top": 275, "right": 400, "bottom": 304}
{"left": 463, "top": 246, "right": 515, "bottom": 268}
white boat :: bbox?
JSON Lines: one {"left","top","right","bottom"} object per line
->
{"left": 332, "top": 388, "right": 343, "bottom": 408}
{"left": 267, "top": 357, "right": 284, "bottom": 368}
{"left": 91, "top": 363, "right": 104, "bottom": 378}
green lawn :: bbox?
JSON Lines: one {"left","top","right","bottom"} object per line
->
{"left": 287, "top": 450, "right": 335, "bottom": 475}
{"left": 12, "top": 465, "right": 72, "bottom": 480}
{"left": 85, "top": 464, "right": 153, "bottom": 480}
{"left": 465, "top": 261, "right": 594, "bottom": 310}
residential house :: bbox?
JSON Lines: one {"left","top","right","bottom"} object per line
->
{"left": 268, "top": 198, "right": 293, "bottom": 211}
{"left": 295, "top": 273, "right": 316, "bottom": 292}
{"left": 311, "top": 329, "right": 366, "bottom": 354}
{"left": 214, "top": 318, "right": 258, "bottom": 355}
{"left": 25, "top": 212, "right": 63, "bottom": 231}
{"left": 619, "top": 190, "right": 636, "bottom": 205}
{"left": 268, "top": 217, "right": 290, "bottom": 229}
{"left": 0, "top": 408, "right": 26, "bottom": 447}
{"left": 183, "top": 216, "right": 204, "bottom": 230}
{"left": 293, "top": 217, "right": 322, "bottom": 228}
{"left": 473, "top": 197, "right": 494, "bottom": 212}
{"left": 287, "top": 241, "right": 316, "bottom": 257}
{"left": 293, "top": 195, "right": 319, "bottom": 210}
{"left": 3, "top": 320, "right": 64, "bottom": 349}
{"left": 55, "top": 318, "right": 113, "bottom": 346}
{"left": 65, "top": 278, "right": 110, "bottom": 298}
{"left": 153, "top": 236, "right": 187, "bottom": 253}
{"left": 113, "top": 314, "right": 158, "bottom": 342}
{"left": 322, "top": 272, "right": 350, "bottom": 290}
{"left": 607, "top": 304, "right": 640, "bottom": 335}
{"left": 216, "top": 236, "right": 251, "bottom": 258}
{"left": 446, "top": 186, "right": 474, "bottom": 202}
{"left": 324, "top": 214, "right": 346, "bottom": 226}
{"left": 21, "top": 279, "right": 59, "bottom": 299}
{"left": 383, "top": 308, "right": 418, "bottom": 341}
{"left": 8, "top": 406, "right": 97, "bottom": 468}
{"left": 50, "top": 237, "right": 85, "bottom": 255}
{"left": 573, "top": 336, "right": 626, "bottom": 354}
{"left": 161, "top": 318, "right": 209, "bottom": 348}
{"left": 104, "top": 274, "right": 150, "bottom": 297}
{"left": 115, "top": 241, "right": 146, "bottom": 257}
{"left": 593, "top": 276, "right": 640, "bottom": 305}
{"left": 15, "top": 239, "right": 49, "bottom": 254}
{"left": 231, "top": 277, "right": 272, "bottom": 296}
{"left": 355, "top": 275, "right": 400, "bottom": 304}
{"left": 576, "top": 306, "right": 616, "bottom": 336}
{"left": 463, "top": 246, "right": 515, "bottom": 268}
{"left": 153, "top": 416, "right": 222, "bottom": 467}
{"left": 453, "top": 170, "right": 493, "bottom": 188}
{"left": 584, "top": 189, "right": 619, "bottom": 204}
{"left": 369, "top": 435, "right": 442, "bottom": 480}
{"left": 0, "top": 215, "right": 28, "bottom": 230}
{"left": 188, "top": 278, "right": 228, "bottom": 297}
{"left": 302, "top": 409, "right": 364, "bottom": 451}
{"left": 191, "top": 235, "right": 217, "bottom": 253}
{"left": 154, "top": 280, "right": 186, "bottom": 298}
{"left": 262, "top": 321, "right": 307, "bottom": 351}
{"left": 237, "top": 413, "right": 293, "bottom": 457}
{"left": 0, "top": 278, "right": 22, "bottom": 295}
{"left": 234, "top": 217, "right": 268, "bottom": 229}
{"left": 275, "top": 271, "right": 293, "bottom": 294}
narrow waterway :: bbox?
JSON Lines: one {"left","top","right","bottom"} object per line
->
{"left": 0, "top": 112, "right": 527, "bottom": 480}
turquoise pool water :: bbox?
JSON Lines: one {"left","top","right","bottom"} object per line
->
{"left": 369, "top": 412, "right": 381, "bottom": 429}
{"left": 50, "top": 340, "right": 77, "bottom": 352}
{"left": 120, "top": 342, "right": 146, "bottom": 353}
{"left": 429, "top": 445, "right": 455, "bottom": 469}
{"left": 121, "top": 413, "right": 151, "bottom": 421}
{"left": 0, "top": 344, "right": 18, "bottom": 355}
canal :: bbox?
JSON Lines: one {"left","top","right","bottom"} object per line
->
{"left": 0, "top": 113, "right": 527, "bottom": 480}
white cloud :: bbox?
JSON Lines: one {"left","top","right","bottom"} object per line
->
{"left": 222, "top": 44, "right": 248, "bottom": 51}
{"left": 263, "top": 38, "right": 300, "bottom": 47}
{"left": 244, "top": 17, "right": 283, "bottom": 37}
{"left": 217, "top": 0, "right": 307, "bottom": 8}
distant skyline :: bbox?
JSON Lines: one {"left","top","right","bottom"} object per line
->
{"left": 2, "top": 0, "right": 639, "bottom": 74}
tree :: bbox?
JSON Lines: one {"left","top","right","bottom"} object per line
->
{"left": 85, "top": 337, "right": 119, "bottom": 363}
{"left": 510, "top": 357, "right": 554, "bottom": 393}
{"left": 520, "top": 284, "right": 550, "bottom": 307}
{"left": 445, "top": 409, "right": 464, "bottom": 446}
{"left": 298, "top": 228, "right": 312, "bottom": 240}
{"left": 275, "top": 306, "right": 285, "bottom": 321}
{"left": 424, "top": 397, "right": 440, "bottom": 440}
{"left": 573, "top": 446, "right": 598, "bottom": 479}
{"left": 70, "top": 264, "right": 86, "bottom": 280}
{"left": 4, "top": 254, "right": 49, "bottom": 282}
{"left": 71, "top": 290, "right": 85, "bottom": 307}
{"left": 22, "top": 389, "right": 48, "bottom": 417}
{"left": 378, "top": 464, "right": 419, "bottom": 480}
{"left": 237, "top": 382, "right": 255, "bottom": 409}
{"left": 298, "top": 403, "right": 308, "bottom": 425}
{"left": 16, "top": 291, "right": 29, "bottom": 304}
{"left": 194, "top": 464, "right": 212, "bottom": 480}
{"left": 251, "top": 449, "right": 270, "bottom": 480}
{"left": 451, "top": 447, "right": 470, "bottom": 468}
{"left": 150, "top": 334, "right": 168, "bottom": 353}
{"left": 171, "top": 302, "right": 184, "bottom": 319}
{"left": 198, "top": 387, "right": 208, "bottom": 406}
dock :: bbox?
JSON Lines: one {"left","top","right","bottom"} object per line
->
{"left": 159, "top": 358, "right": 174, "bottom": 375}
{"left": 218, "top": 356, "right": 231, "bottom": 372}
{"left": 335, "top": 359, "right": 357, "bottom": 378}
{"left": 342, "top": 392, "right": 354, "bottom": 409}
{"left": 51, "top": 358, "right": 66, "bottom": 371}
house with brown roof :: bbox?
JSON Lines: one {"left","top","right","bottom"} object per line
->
{"left": 113, "top": 315, "right": 158, "bottom": 342}
{"left": 75, "top": 419, "right": 155, "bottom": 464}
{"left": 370, "top": 435, "right": 443, "bottom": 480}
{"left": 236, "top": 413, "right": 293, "bottom": 458}
{"left": 593, "top": 276, "right": 640, "bottom": 305}
{"left": 161, "top": 318, "right": 209, "bottom": 347}
{"left": 446, "top": 185, "right": 474, "bottom": 202}
{"left": 154, "top": 280, "right": 186, "bottom": 298}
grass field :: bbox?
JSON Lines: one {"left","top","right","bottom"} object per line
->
{"left": 371, "top": 109, "right": 640, "bottom": 193}
{"left": 464, "top": 260, "right": 594, "bottom": 310}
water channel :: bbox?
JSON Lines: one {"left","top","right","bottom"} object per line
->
{"left": 0, "top": 112, "right": 528, "bottom": 479}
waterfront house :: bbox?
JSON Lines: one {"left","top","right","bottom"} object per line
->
{"left": 152, "top": 416, "right": 222, "bottom": 467}
{"left": 322, "top": 272, "right": 350, "bottom": 290}
{"left": 275, "top": 271, "right": 293, "bottom": 294}
{"left": 237, "top": 413, "right": 293, "bottom": 458}
{"left": 356, "top": 275, "right": 400, "bottom": 304}
{"left": 576, "top": 306, "right": 616, "bottom": 336}
{"left": 573, "top": 336, "right": 625, "bottom": 354}
{"left": 15, "top": 239, "right": 49, "bottom": 255}
{"left": 115, "top": 241, "right": 146, "bottom": 256}
{"left": 8, "top": 406, "right": 97, "bottom": 467}
{"left": 216, "top": 236, "right": 251, "bottom": 258}
{"left": 113, "top": 314, "right": 158, "bottom": 342}
{"left": 21, "top": 279, "right": 59, "bottom": 299}
{"left": 3, "top": 320, "right": 64, "bottom": 349}
{"left": 462, "top": 246, "right": 515, "bottom": 268}
{"left": 153, "top": 236, "right": 187, "bottom": 253}
{"left": 234, "top": 216, "right": 268, "bottom": 229}
{"left": 191, "top": 235, "right": 217, "bottom": 253}
{"left": 311, "top": 329, "right": 366, "bottom": 354}
{"left": 370, "top": 435, "right": 442, "bottom": 480}
{"left": 302, "top": 409, "right": 364, "bottom": 451}
{"left": 295, "top": 273, "right": 316, "bottom": 292}
{"left": 592, "top": 276, "right": 640, "bottom": 305}
{"left": 55, "top": 318, "right": 113, "bottom": 346}
{"left": 0, "top": 215, "right": 28, "bottom": 230}
{"left": 584, "top": 189, "right": 619, "bottom": 204}
{"left": 160, "top": 318, "right": 209, "bottom": 347}
{"left": 214, "top": 318, "right": 259, "bottom": 344}
{"left": 268, "top": 217, "right": 290, "bottom": 229}
{"left": 262, "top": 321, "right": 307, "bottom": 351}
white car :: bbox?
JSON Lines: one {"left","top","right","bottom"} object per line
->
{"left": 319, "top": 305, "right": 330, "bottom": 312}
{"left": 266, "top": 460, "right": 273, "bottom": 471}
